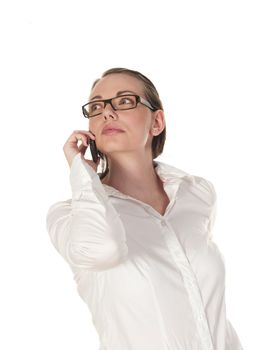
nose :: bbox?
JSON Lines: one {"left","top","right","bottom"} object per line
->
{"left": 102, "top": 102, "right": 118, "bottom": 120}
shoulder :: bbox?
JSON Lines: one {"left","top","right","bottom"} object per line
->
{"left": 190, "top": 175, "right": 217, "bottom": 207}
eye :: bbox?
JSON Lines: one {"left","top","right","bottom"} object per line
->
{"left": 90, "top": 102, "right": 103, "bottom": 112}
{"left": 119, "top": 97, "right": 133, "bottom": 105}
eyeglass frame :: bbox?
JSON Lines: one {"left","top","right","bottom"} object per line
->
{"left": 82, "top": 94, "right": 156, "bottom": 119}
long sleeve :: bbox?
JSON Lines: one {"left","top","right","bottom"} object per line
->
{"left": 226, "top": 319, "right": 244, "bottom": 349}
{"left": 206, "top": 178, "right": 217, "bottom": 241}
{"left": 195, "top": 176, "right": 217, "bottom": 242}
{"left": 46, "top": 152, "right": 128, "bottom": 271}
{"left": 191, "top": 175, "right": 217, "bottom": 241}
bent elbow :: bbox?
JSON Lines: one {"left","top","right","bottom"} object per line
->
{"left": 66, "top": 238, "right": 128, "bottom": 271}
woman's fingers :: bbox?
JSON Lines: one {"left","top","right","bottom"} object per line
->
{"left": 73, "top": 130, "right": 96, "bottom": 139}
{"left": 63, "top": 130, "right": 98, "bottom": 169}
{"left": 75, "top": 134, "right": 88, "bottom": 146}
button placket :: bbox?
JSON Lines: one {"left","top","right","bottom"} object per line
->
{"left": 160, "top": 220, "right": 214, "bottom": 350}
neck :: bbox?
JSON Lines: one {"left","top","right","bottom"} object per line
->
{"left": 101, "top": 155, "right": 163, "bottom": 198}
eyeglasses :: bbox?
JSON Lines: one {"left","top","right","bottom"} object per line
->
{"left": 82, "top": 94, "right": 156, "bottom": 119}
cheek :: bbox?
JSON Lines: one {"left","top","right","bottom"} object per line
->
{"left": 128, "top": 110, "right": 151, "bottom": 130}
{"left": 126, "top": 114, "right": 152, "bottom": 142}
{"left": 88, "top": 120, "right": 101, "bottom": 137}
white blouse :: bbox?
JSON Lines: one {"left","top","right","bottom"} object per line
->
{"left": 46, "top": 152, "right": 244, "bottom": 350}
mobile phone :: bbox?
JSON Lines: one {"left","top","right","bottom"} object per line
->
{"left": 89, "top": 138, "right": 99, "bottom": 163}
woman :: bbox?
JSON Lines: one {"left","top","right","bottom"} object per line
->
{"left": 46, "top": 67, "right": 244, "bottom": 349}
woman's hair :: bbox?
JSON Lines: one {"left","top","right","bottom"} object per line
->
{"left": 89, "top": 67, "right": 166, "bottom": 180}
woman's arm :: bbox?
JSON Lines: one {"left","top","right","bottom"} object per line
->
{"left": 46, "top": 152, "right": 128, "bottom": 271}
{"left": 204, "top": 178, "right": 217, "bottom": 241}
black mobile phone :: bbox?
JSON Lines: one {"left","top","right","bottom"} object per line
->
{"left": 89, "top": 138, "right": 99, "bottom": 163}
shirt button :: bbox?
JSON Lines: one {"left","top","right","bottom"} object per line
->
{"left": 197, "top": 315, "right": 203, "bottom": 321}
{"left": 161, "top": 220, "right": 166, "bottom": 226}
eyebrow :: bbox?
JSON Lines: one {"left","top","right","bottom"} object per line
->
{"left": 90, "top": 90, "right": 137, "bottom": 101}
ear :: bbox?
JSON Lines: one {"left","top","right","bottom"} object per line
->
{"left": 150, "top": 109, "right": 166, "bottom": 136}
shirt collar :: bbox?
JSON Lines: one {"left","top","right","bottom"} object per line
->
{"left": 153, "top": 160, "right": 195, "bottom": 185}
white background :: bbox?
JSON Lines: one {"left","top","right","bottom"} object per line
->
{"left": 0, "top": 0, "right": 263, "bottom": 349}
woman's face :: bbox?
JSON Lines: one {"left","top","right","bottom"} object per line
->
{"left": 88, "top": 73, "right": 160, "bottom": 158}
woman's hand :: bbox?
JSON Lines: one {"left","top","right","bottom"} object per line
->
{"left": 63, "top": 130, "right": 100, "bottom": 171}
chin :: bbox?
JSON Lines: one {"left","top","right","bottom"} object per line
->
{"left": 99, "top": 141, "right": 125, "bottom": 151}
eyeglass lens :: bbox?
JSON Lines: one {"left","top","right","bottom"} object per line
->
{"left": 85, "top": 95, "right": 137, "bottom": 117}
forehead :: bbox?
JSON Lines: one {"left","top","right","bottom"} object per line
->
{"left": 89, "top": 73, "right": 144, "bottom": 100}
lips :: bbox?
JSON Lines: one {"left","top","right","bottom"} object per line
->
{"left": 102, "top": 129, "right": 124, "bottom": 135}
{"left": 102, "top": 125, "right": 124, "bottom": 134}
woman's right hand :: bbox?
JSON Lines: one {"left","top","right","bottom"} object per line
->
{"left": 63, "top": 130, "right": 100, "bottom": 171}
